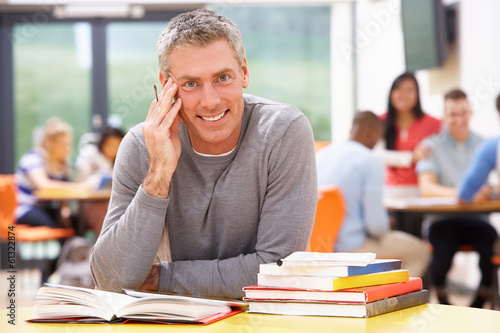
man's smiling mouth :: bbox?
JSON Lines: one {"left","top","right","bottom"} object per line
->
{"left": 201, "top": 111, "right": 226, "bottom": 122}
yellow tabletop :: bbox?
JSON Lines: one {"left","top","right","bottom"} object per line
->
{"left": 34, "top": 188, "right": 111, "bottom": 201}
{"left": 3, "top": 305, "right": 500, "bottom": 333}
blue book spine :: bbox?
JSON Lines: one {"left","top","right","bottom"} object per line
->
{"left": 347, "top": 260, "right": 402, "bottom": 276}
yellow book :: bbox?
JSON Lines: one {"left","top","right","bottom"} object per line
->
{"left": 257, "top": 269, "right": 409, "bottom": 291}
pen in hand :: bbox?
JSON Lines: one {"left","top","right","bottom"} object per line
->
{"left": 154, "top": 84, "right": 159, "bottom": 102}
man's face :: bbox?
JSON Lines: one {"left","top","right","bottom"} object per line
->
{"left": 166, "top": 39, "right": 249, "bottom": 154}
{"left": 443, "top": 98, "right": 472, "bottom": 132}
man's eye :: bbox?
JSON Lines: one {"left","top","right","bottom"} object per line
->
{"left": 186, "top": 81, "right": 196, "bottom": 88}
{"left": 220, "top": 75, "right": 229, "bottom": 82}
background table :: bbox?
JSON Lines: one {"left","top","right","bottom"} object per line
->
{"left": 384, "top": 197, "right": 500, "bottom": 237}
{"left": 34, "top": 188, "right": 111, "bottom": 201}
{"left": 384, "top": 197, "right": 500, "bottom": 214}
{"left": 3, "top": 305, "right": 500, "bottom": 333}
{"left": 35, "top": 188, "right": 112, "bottom": 236}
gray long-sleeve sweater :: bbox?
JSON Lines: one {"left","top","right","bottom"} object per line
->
{"left": 90, "top": 94, "right": 318, "bottom": 298}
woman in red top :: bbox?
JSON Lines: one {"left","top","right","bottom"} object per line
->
{"left": 378, "top": 73, "right": 441, "bottom": 197}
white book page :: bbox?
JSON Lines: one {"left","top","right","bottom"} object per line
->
{"left": 281, "top": 252, "right": 376, "bottom": 267}
{"left": 124, "top": 289, "right": 246, "bottom": 308}
{"left": 43, "top": 284, "right": 138, "bottom": 314}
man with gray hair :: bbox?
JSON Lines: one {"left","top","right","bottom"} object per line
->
{"left": 90, "top": 9, "right": 317, "bottom": 299}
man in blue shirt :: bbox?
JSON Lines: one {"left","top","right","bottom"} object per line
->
{"left": 458, "top": 94, "right": 500, "bottom": 202}
{"left": 317, "top": 111, "right": 430, "bottom": 278}
{"left": 416, "top": 89, "right": 497, "bottom": 308}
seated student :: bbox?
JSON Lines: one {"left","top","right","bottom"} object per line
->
{"left": 75, "top": 126, "right": 125, "bottom": 184}
{"left": 15, "top": 118, "right": 91, "bottom": 228}
{"left": 75, "top": 126, "right": 125, "bottom": 236}
{"left": 416, "top": 89, "right": 498, "bottom": 308}
{"left": 376, "top": 72, "right": 441, "bottom": 199}
{"left": 458, "top": 93, "right": 500, "bottom": 203}
{"left": 316, "top": 111, "right": 430, "bottom": 278}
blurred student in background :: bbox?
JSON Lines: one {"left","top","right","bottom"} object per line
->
{"left": 458, "top": 93, "right": 500, "bottom": 203}
{"left": 417, "top": 89, "right": 497, "bottom": 308}
{"left": 75, "top": 126, "right": 124, "bottom": 237}
{"left": 15, "top": 118, "right": 90, "bottom": 228}
{"left": 75, "top": 126, "right": 125, "bottom": 183}
{"left": 317, "top": 111, "right": 430, "bottom": 278}
{"left": 377, "top": 72, "right": 441, "bottom": 198}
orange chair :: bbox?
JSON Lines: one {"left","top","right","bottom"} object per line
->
{"left": 314, "top": 141, "right": 331, "bottom": 153}
{"left": 0, "top": 174, "right": 75, "bottom": 279}
{"left": 0, "top": 174, "right": 75, "bottom": 242}
{"left": 307, "top": 185, "right": 345, "bottom": 252}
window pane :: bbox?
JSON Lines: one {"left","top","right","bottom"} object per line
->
{"left": 13, "top": 22, "right": 92, "bottom": 165}
{"left": 216, "top": 6, "right": 331, "bottom": 140}
{"left": 107, "top": 22, "right": 167, "bottom": 131}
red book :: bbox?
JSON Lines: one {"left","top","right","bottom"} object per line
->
{"left": 243, "top": 277, "right": 422, "bottom": 304}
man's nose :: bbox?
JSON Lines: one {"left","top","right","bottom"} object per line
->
{"left": 200, "top": 84, "right": 221, "bottom": 110}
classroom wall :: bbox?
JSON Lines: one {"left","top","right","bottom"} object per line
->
{"left": 356, "top": 0, "right": 500, "bottom": 140}
{"left": 459, "top": 0, "right": 500, "bottom": 137}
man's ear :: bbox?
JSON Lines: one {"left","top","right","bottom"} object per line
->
{"left": 159, "top": 71, "right": 168, "bottom": 88}
{"left": 241, "top": 57, "right": 250, "bottom": 89}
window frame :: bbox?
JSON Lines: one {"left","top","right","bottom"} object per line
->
{"left": 0, "top": 10, "right": 183, "bottom": 173}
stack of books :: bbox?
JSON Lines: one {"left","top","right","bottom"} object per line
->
{"left": 243, "top": 251, "right": 428, "bottom": 318}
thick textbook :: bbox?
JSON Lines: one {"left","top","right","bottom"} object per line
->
{"left": 246, "top": 290, "right": 429, "bottom": 318}
{"left": 243, "top": 277, "right": 422, "bottom": 303}
{"left": 258, "top": 269, "right": 409, "bottom": 291}
{"left": 261, "top": 259, "right": 401, "bottom": 277}
{"left": 279, "top": 251, "right": 376, "bottom": 267}
{"left": 28, "top": 284, "right": 245, "bottom": 325}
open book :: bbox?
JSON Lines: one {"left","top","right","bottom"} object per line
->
{"left": 28, "top": 284, "right": 246, "bottom": 325}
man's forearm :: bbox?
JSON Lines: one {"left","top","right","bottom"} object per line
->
{"left": 143, "top": 163, "right": 172, "bottom": 199}
{"left": 419, "top": 182, "right": 457, "bottom": 197}
{"left": 90, "top": 185, "right": 168, "bottom": 292}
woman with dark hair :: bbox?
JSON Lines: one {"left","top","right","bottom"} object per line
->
{"left": 378, "top": 73, "right": 441, "bottom": 197}
{"left": 76, "top": 126, "right": 125, "bottom": 236}
{"left": 76, "top": 126, "right": 125, "bottom": 183}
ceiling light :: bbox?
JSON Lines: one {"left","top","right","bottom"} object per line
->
{"left": 53, "top": 4, "right": 145, "bottom": 19}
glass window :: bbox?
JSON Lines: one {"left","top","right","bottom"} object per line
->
{"left": 107, "top": 22, "right": 167, "bottom": 131}
{"left": 215, "top": 6, "right": 331, "bottom": 140}
{"left": 13, "top": 22, "right": 92, "bottom": 164}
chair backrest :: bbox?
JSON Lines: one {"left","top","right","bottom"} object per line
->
{"left": 0, "top": 174, "right": 17, "bottom": 241}
{"left": 314, "top": 141, "right": 331, "bottom": 153}
{"left": 0, "top": 174, "right": 75, "bottom": 242}
{"left": 307, "top": 185, "right": 345, "bottom": 252}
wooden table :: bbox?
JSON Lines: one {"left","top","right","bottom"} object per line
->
{"left": 384, "top": 197, "right": 500, "bottom": 237}
{"left": 34, "top": 188, "right": 111, "bottom": 201}
{"left": 3, "top": 305, "right": 500, "bottom": 333}
{"left": 384, "top": 197, "right": 500, "bottom": 214}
